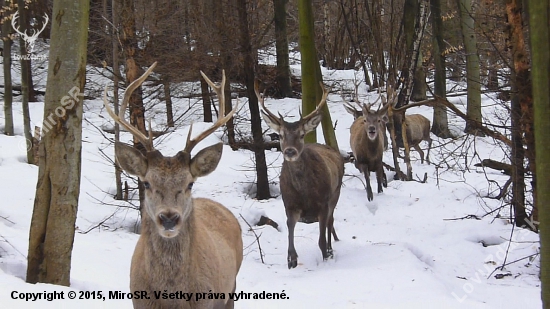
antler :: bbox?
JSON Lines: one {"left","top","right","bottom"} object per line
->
{"left": 183, "top": 70, "right": 239, "bottom": 154}
{"left": 11, "top": 12, "right": 25, "bottom": 38}
{"left": 254, "top": 79, "right": 285, "bottom": 124}
{"left": 37, "top": 14, "right": 49, "bottom": 38}
{"left": 103, "top": 62, "right": 157, "bottom": 151}
{"left": 302, "top": 82, "right": 329, "bottom": 121}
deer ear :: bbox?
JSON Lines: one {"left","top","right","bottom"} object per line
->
{"left": 115, "top": 142, "right": 148, "bottom": 178}
{"left": 261, "top": 110, "right": 282, "bottom": 133}
{"left": 381, "top": 114, "right": 389, "bottom": 124}
{"left": 190, "top": 143, "right": 223, "bottom": 178}
{"left": 303, "top": 112, "right": 323, "bottom": 133}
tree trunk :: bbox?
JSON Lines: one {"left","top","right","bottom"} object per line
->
{"left": 26, "top": 0, "right": 89, "bottom": 286}
{"left": 528, "top": 0, "right": 549, "bottom": 305}
{"left": 411, "top": 50, "right": 427, "bottom": 101}
{"left": 17, "top": 0, "right": 34, "bottom": 163}
{"left": 505, "top": 0, "right": 536, "bottom": 226}
{"left": 237, "top": 0, "right": 271, "bottom": 200}
{"left": 201, "top": 77, "right": 213, "bottom": 122}
{"left": 273, "top": 0, "right": 293, "bottom": 98}
{"left": 430, "top": 0, "right": 452, "bottom": 138}
{"left": 2, "top": 0, "right": 14, "bottom": 136}
{"left": 215, "top": 2, "right": 236, "bottom": 147}
{"left": 120, "top": 0, "right": 147, "bottom": 206}
{"left": 164, "top": 80, "right": 174, "bottom": 127}
{"left": 112, "top": 0, "right": 122, "bottom": 200}
{"left": 456, "top": 0, "right": 483, "bottom": 136}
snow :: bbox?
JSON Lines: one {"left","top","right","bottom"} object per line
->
{"left": 0, "top": 62, "right": 541, "bottom": 308}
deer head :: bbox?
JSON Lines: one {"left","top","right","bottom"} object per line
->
{"left": 256, "top": 81, "right": 328, "bottom": 162}
{"left": 103, "top": 62, "right": 238, "bottom": 238}
{"left": 347, "top": 93, "right": 389, "bottom": 141}
{"left": 11, "top": 11, "right": 49, "bottom": 54}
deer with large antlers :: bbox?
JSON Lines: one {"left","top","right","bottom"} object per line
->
{"left": 104, "top": 62, "right": 243, "bottom": 309}
{"left": 257, "top": 82, "right": 344, "bottom": 269}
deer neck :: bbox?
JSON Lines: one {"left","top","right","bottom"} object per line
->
{"left": 143, "top": 207, "right": 195, "bottom": 266}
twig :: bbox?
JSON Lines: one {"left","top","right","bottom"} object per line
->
{"left": 486, "top": 252, "right": 540, "bottom": 279}
{"left": 239, "top": 214, "right": 265, "bottom": 264}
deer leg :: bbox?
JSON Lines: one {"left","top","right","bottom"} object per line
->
{"left": 426, "top": 139, "right": 432, "bottom": 164}
{"left": 327, "top": 212, "right": 335, "bottom": 257}
{"left": 362, "top": 165, "right": 374, "bottom": 201}
{"left": 318, "top": 210, "right": 329, "bottom": 260}
{"left": 414, "top": 144, "right": 425, "bottom": 164}
{"left": 376, "top": 166, "right": 385, "bottom": 193}
{"left": 286, "top": 211, "right": 300, "bottom": 269}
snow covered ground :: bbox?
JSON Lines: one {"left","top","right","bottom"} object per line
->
{"left": 0, "top": 63, "right": 541, "bottom": 308}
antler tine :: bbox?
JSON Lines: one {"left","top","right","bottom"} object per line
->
{"left": 254, "top": 79, "right": 281, "bottom": 122}
{"left": 184, "top": 70, "right": 239, "bottom": 154}
{"left": 302, "top": 82, "right": 329, "bottom": 121}
{"left": 103, "top": 62, "right": 157, "bottom": 151}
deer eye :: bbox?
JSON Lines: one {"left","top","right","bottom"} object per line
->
{"left": 143, "top": 181, "right": 151, "bottom": 189}
{"left": 187, "top": 182, "right": 194, "bottom": 191}
{"left": 300, "top": 133, "right": 305, "bottom": 139}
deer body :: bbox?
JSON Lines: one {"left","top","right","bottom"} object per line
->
{"left": 347, "top": 102, "right": 389, "bottom": 201}
{"left": 280, "top": 143, "right": 344, "bottom": 267}
{"left": 131, "top": 197, "right": 242, "bottom": 309}
{"left": 104, "top": 63, "right": 242, "bottom": 308}
{"left": 403, "top": 114, "right": 432, "bottom": 164}
{"left": 257, "top": 82, "right": 344, "bottom": 269}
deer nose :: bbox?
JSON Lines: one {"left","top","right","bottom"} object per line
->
{"left": 283, "top": 148, "right": 298, "bottom": 158}
{"left": 368, "top": 125, "right": 376, "bottom": 133}
{"left": 159, "top": 212, "right": 180, "bottom": 230}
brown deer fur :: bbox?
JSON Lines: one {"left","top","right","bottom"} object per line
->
{"left": 403, "top": 114, "right": 432, "bottom": 164}
{"left": 105, "top": 64, "right": 243, "bottom": 309}
{"left": 258, "top": 83, "right": 344, "bottom": 269}
{"left": 349, "top": 104, "right": 389, "bottom": 201}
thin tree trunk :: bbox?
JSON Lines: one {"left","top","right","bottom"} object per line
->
{"left": 112, "top": 0, "right": 122, "bottom": 200}
{"left": 2, "top": 0, "right": 14, "bottom": 136}
{"left": 26, "top": 0, "right": 89, "bottom": 286}
{"left": 164, "top": 80, "right": 174, "bottom": 127}
{"left": 17, "top": 0, "right": 33, "bottom": 163}
{"left": 237, "top": 0, "right": 271, "bottom": 200}
{"left": 201, "top": 77, "right": 213, "bottom": 122}
{"left": 456, "top": 0, "right": 483, "bottom": 136}
{"left": 273, "top": 0, "right": 293, "bottom": 98}
{"left": 505, "top": 0, "right": 536, "bottom": 226}
{"left": 430, "top": 0, "right": 451, "bottom": 138}
{"left": 528, "top": 0, "right": 549, "bottom": 305}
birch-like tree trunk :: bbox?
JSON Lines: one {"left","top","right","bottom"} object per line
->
{"left": 26, "top": 0, "right": 89, "bottom": 286}
{"left": 112, "top": 0, "right": 122, "bottom": 200}
{"left": 456, "top": 0, "right": 483, "bottom": 135}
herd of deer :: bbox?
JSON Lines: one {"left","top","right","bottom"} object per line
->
{"left": 102, "top": 62, "right": 432, "bottom": 308}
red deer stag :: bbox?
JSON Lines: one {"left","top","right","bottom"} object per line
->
{"left": 256, "top": 82, "right": 344, "bottom": 269}
{"left": 347, "top": 99, "right": 390, "bottom": 201}
{"left": 103, "top": 62, "right": 243, "bottom": 309}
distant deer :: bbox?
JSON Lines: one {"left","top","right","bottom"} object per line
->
{"left": 103, "top": 62, "right": 243, "bottom": 309}
{"left": 346, "top": 99, "right": 389, "bottom": 201}
{"left": 256, "top": 82, "right": 344, "bottom": 269}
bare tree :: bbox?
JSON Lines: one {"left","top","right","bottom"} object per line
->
{"left": 529, "top": 0, "right": 549, "bottom": 304}
{"left": 26, "top": 0, "right": 89, "bottom": 286}
{"left": 456, "top": 0, "right": 483, "bottom": 136}
{"left": 2, "top": 0, "right": 14, "bottom": 136}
